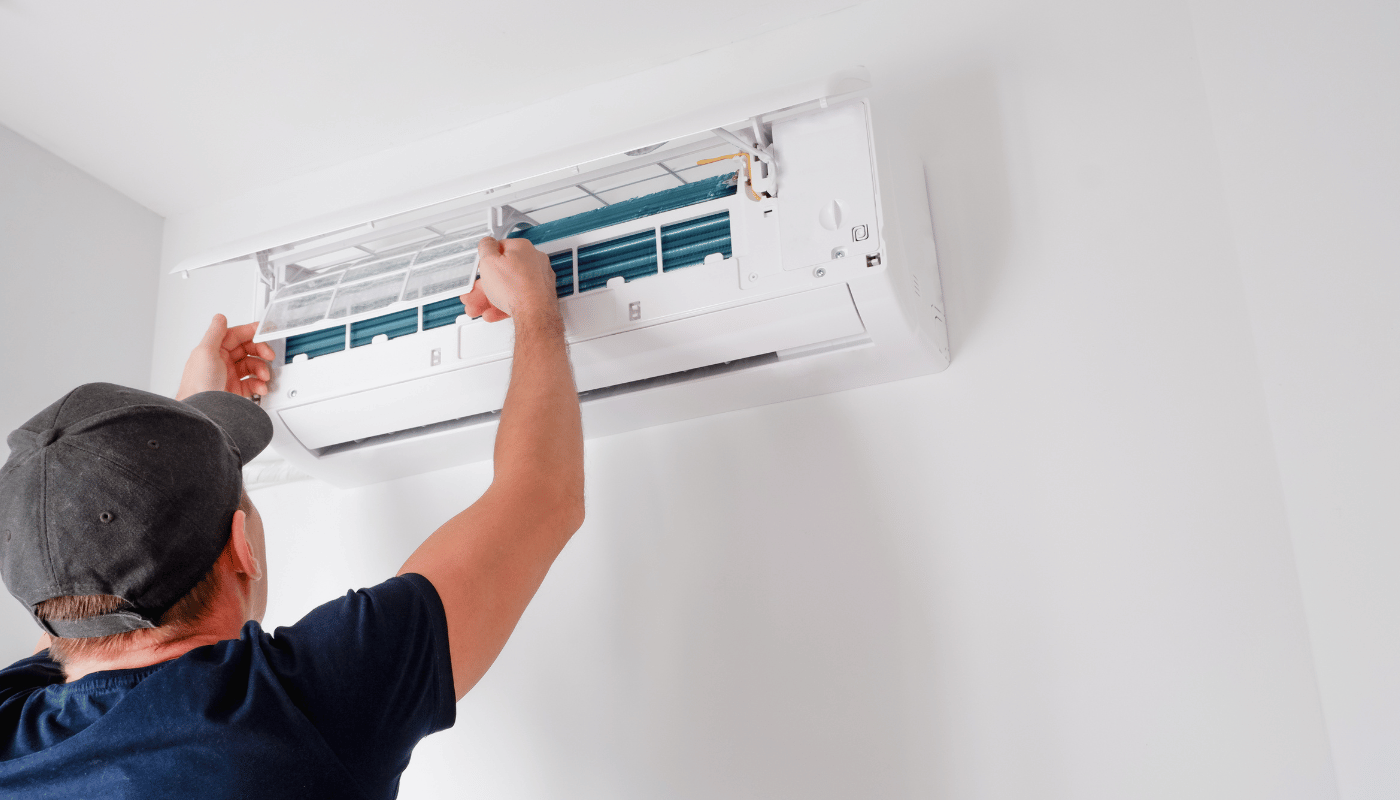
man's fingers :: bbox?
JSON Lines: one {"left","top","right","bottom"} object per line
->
{"left": 221, "top": 321, "right": 260, "bottom": 351}
{"left": 238, "top": 377, "right": 271, "bottom": 398}
{"left": 235, "top": 356, "right": 271, "bottom": 382}
{"left": 225, "top": 350, "right": 271, "bottom": 397}
{"left": 460, "top": 283, "right": 495, "bottom": 318}
{"left": 221, "top": 321, "right": 274, "bottom": 363}
{"left": 199, "top": 314, "right": 229, "bottom": 349}
{"left": 481, "top": 308, "right": 509, "bottom": 323}
{"left": 225, "top": 340, "right": 276, "bottom": 364}
{"left": 477, "top": 236, "right": 502, "bottom": 262}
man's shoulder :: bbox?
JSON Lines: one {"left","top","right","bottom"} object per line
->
{"left": 0, "top": 652, "right": 63, "bottom": 697}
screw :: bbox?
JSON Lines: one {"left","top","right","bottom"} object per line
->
{"left": 749, "top": 273, "right": 759, "bottom": 282}
{"left": 814, "top": 267, "right": 827, "bottom": 278}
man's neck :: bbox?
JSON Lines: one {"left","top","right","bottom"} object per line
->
{"left": 57, "top": 565, "right": 256, "bottom": 682}
{"left": 61, "top": 630, "right": 234, "bottom": 682}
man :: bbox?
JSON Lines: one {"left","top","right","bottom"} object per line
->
{"left": 0, "top": 236, "right": 583, "bottom": 798}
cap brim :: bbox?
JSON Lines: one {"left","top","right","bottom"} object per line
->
{"left": 181, "top": 392, "right": 274, "bottom": 466}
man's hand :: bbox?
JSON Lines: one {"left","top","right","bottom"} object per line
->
{"left": 459, "top": 237, "right": 560, "bottom": 324}
{"left": 176, "top": 315, "right": 275, "bottom": 401}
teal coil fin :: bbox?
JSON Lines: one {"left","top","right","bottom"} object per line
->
{"left": 661, "top": 212, "right": 732, "bottom": 272}
{"left": 350, "top": 308, "right": 418, "bottom": 348}
{"left": 551, "top": 250, "right": 574, "bottom": 297}
{"left": 422, "top": 297, "right": 466, "bottom": 330}
{"left": 509, "top": 171, "right": 738, "bottom": 246}
{"left": 284, "top": 326, "right": 346, "bottom": 363}
{"left": 578, "top": 230, "right": 658, "bottom": 292}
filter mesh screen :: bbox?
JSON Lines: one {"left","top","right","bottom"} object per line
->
{"left": 260, "top": 225, "right": 487, "bottom": 337}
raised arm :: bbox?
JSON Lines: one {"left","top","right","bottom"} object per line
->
{"left": 398, "top": 236, "right": 585, "bottom": 701}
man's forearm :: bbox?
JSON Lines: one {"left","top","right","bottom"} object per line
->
{"left": 491, "top": 307, "right": 583, "bottom": 528}
{"left": 395, "top": 238, "right": 584, "bottom": 700}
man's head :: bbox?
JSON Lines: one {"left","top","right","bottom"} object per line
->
{"left": 37, "top": 490, "right": 266, "bottom": 665}
{"left": 0, "top": 383, "right": 273, "bottom": 650}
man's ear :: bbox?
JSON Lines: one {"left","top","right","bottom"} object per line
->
{"left": 229, "top": 510, "right": 263, "bottom": 582}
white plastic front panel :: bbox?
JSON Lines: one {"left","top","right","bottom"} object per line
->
{"left": 772, "top": 101, "right": 881, "bottom": 271}
{"left": 279, "top": 284, "right": 865, "bottom": 450}
{"left": 251, "top": 91, "right": 950, "bottom": 487}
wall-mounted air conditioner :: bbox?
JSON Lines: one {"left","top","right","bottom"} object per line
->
{"left": 174, "top": 71, "right": 949, "bottom": 487}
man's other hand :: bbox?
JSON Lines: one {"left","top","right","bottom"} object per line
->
{"left": 459, "top": 237, "right": 560, "bottom": 324}
{"left": 176, "top": 315, "right": 275, "bottom": 401}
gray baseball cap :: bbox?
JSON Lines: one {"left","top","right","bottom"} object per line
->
{"left": 0, "top": 383, "right": 273, "bottom": 638}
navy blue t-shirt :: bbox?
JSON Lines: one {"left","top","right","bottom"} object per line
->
{"left": 0, "top": 573, "right": 455, "bottom": 799}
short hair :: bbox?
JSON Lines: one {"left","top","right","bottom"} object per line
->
{"left": 35, "top": 491, "right": 253, "bottom": 665}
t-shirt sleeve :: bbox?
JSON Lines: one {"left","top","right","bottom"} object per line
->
{"left": 258, "top": 573, "right": 456, "bottom": 793}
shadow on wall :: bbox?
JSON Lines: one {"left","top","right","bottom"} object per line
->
{"left": 908, "top": 67, "right": 1017, "bottom": 356}
{"left": 501, "top": 401, "right": 943, "bottom": 799}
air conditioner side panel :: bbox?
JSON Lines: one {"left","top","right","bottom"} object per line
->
{"left": 866, "top": 101, "right": 950, "bottom": 367}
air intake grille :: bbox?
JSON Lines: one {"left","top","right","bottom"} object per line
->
{"left": 350, "top": 308, "right": 418, "bottom": 348}
{"left": 578, "top": 230, "right": 658, "bottom": 292}
{"left": 281, "top": 196, "right": 732, "bottom": 361}
{"left": 662, "top": 212, "right": 732, "bottom": 272}
{"left": 422, "top": 297, "right": 466, "bottom": 331}
{"left": 509, "top": 171, "right": 737, "bottom": 246}
{"left": 284, "top": 326, "right": 346, "bottom": 363}
{"left": 551, "top": 251, "right": 574, "bottom": 297}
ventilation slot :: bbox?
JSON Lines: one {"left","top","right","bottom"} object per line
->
{"left": 350, "top": 308, "right": 418, "bottom": 348}
{"left": 578, "top": 230, "right": 658, "bottom": 292}
{"left": 285, "top": 326, "right": 346, "bottom": 363}
{"left": 551, "top": 250, "right": 574, "bottom": 297}
{"left": 423, "top": 297, "right": 466, "bottom": 331}
{"left": 661, "top": 212, "right": 732, "bottom": 272}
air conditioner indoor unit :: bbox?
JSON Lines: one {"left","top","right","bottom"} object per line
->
{"left": 173, "top": 71, "right": 949, "bottom": 487}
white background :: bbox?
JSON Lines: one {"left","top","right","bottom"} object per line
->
{"left": 0, "top": 0, "right": 1394, "bottom": 797}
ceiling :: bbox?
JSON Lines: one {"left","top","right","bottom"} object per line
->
{"left": 0, "top": 0, "right": 860, "bottom": 217}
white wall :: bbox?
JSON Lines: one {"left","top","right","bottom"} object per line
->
{"left": 0, "top": 123, "right": 163, "bottom": 663}
{"left": 145, "top": 0, "right": 1362, "bottom": 797}
{"left": 1189, "top": 2, "right": 1400, "bottom": 798}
